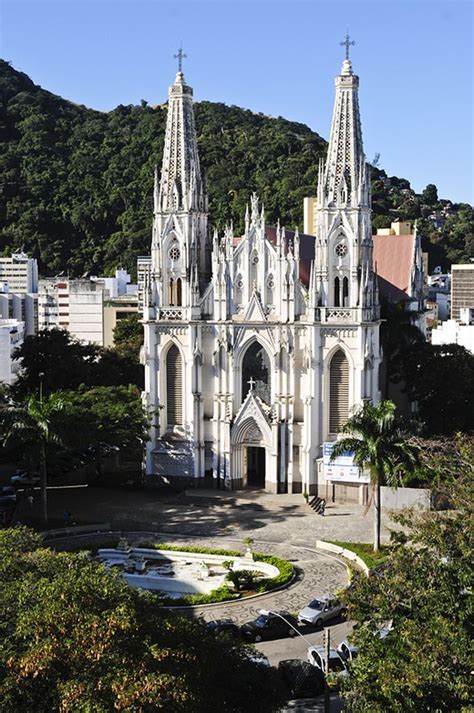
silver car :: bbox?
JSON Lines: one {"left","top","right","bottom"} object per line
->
{"left": 297, "top": 597, "right": 346, "bottom": 627}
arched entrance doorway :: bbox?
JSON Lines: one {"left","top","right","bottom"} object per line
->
{"left": 231, "top": 416, "right": 270, "bottom": 490}
{"left": 246, "top": 446, "right": 265, "bottom": 487}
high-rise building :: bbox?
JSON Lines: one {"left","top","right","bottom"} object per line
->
{"left": 451, "top": 264, "right": 474, "bottom": 321}
{"left": 0, "top": 252, "right": 38, "bottom": 293}
{"left": 143, "top": 48, "right": 381, "bottom": 500}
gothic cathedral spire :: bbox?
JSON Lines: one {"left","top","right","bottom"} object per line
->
{"left": 313, "top": 43, "right": 376, "bottom": 312}
{"left": 157, "top": 68, "right": 206, "bottom": 213}
{"left": 151, "top": 59, "right": 210, "bottom": 312}
{"left": 319, "top": 53, "right": 369, "bottom": 208}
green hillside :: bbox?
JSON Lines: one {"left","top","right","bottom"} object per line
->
{"left": 0, "top": 59, "right": 472, "bottom": 277}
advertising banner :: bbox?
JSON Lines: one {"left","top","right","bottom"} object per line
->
{"left": 323, "top": 442, "right": 370, "bottom": 483}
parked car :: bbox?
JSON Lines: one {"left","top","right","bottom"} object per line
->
{"left": 10, "top": 471, "right": 40, "bottom": 486}
{"left": 0, "top": 486, "right": 16, "bottom": 498}
{"left": 245, "top": 651, "right": 271, "bottom": 668}
{"left": 297, "top": 597, "right": 346, "bottom": 627}
{"left": 336, "top": 640, "right": 358, "bottom": 662}
{"left": 278, "top": 659, "right": 325, "bottom": 698}
{"left": 205, "top": 618, "right": 240, "bottom": 639}
{"left": 241, "top": 610, "right": 299, "bottom": 643}
{"left": 307, "top": 645, "right": 348, "bottom": 688}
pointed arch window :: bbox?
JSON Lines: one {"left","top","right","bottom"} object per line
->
{"left": 176, "top": 278, "right": 182, "bottom": 306}
{"left": 343, "top": 276, "right": 349, "bottom": 307}
{"left": 168, "top": 278, "right": 174, "bottom": 306}
{"left": 334, "top": 277, "right": 340, "bottom": 307}
{"left": 242, "top": 342, "right": 271, "bottom": 404}
{"left": 166, "top": 344, "right": 183, "bottom": 426}
{"left": 329, "top": 349, "right": 349, "bottom": 433}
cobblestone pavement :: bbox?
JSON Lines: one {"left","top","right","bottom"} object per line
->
{"left": 45, "top": 486, "right": 402, "bottom": 546}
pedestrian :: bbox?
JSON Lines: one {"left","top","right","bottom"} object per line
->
{"left": 319, "top": 499, "right": 326, "bottom": 516}
{"left": 26, "top": 494, "right": 34, "bottom": 510}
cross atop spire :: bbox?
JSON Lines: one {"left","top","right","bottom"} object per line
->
{"left": 174, "top": 45, "right": 187, "bottom": 73}
{"left": 340, "top": 31, "right": 355, "bottom": 60}
{"left": 247, "top": 377, "right": 256, "bottom": 392}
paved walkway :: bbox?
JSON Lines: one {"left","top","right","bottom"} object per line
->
{"left": 42, "top": 486, "right": 401, "bottom": 546}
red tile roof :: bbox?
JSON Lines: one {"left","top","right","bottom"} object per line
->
{"left": 372, "top": 233, "right": 415, "bottom": 302}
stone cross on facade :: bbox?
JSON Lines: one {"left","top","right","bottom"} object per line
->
{"left": 340, "top": 31, "right": 355, "bottom": 60}
{"left": 174, "top": 46, "right": 187, "bottom": 73}
{"left": 247, "top": 376, "right": 256, "bottom": 391}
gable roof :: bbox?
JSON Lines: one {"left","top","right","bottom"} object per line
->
{"left": 372, "top": 233, "right": 416, "bottom": 302}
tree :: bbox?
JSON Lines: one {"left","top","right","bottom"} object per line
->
{"left": 0, "top": 527, "right": 285, "bottom": 712}
{"left": 330, "top": 401, "right": 418, "bottom": 551}
{"left": 421, "top": 183, "right": 439, "bottom": 205}
{"left": 340, "top": 478, "right": 473, "bottom": 712}
{"left": 400, "top": 343, "right": 474, "bottom": 435}
{"left": 113, "top": 313, "right": 143, "bottom": 361}
{"left": 12, "top": 329, "right": 99, "bottom": 400}
{"left": 13, "top": 329, "right": 144, "bottom": 398}
{"left": 379, "top": 298, "right": 424, "bottom": 399}
{"left": 0, "top": 392, "right": 69, "bottom": 523}
{"left": 61, "top": 385, "right": 149, "bottom": 478}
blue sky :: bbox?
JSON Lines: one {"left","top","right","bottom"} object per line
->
{"left": 1, "top": 0, "right": 473, "bottom": 204}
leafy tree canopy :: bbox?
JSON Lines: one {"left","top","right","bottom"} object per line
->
{"left": 0, "top": 527, "right": 285, "bottom": 712}
{"left": 12, "top": 328, "right": 143, "bottom": 399}
{"left": 113, "top": 313, "right": 144, "bottom": 360}
{"left": 400, "top": 343, "right": 474, "bottom": 435}
{"left": 341, "top": 478, "right": 473, "bottom": 712}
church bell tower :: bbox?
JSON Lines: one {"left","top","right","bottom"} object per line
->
{"left": 150, "top": 50, "right": 210, "bottom": 316}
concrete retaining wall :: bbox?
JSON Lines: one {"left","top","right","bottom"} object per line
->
{"left": 315, "top": 540, "right": 370, "bottom": 576}
{"left": 381, "top": 486, "right": 431, "bottom": 510}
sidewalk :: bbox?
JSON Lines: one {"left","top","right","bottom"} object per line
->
{"left": 43, "top": 485, "right": 401, "bottom": 545}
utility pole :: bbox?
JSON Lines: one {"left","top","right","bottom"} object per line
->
{"left": 324, "top": 627, "right": 331, "bottom": 713}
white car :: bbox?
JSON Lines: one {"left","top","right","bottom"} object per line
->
{"left": 297, "top": 597, "right": 346, "bottom": 627}
{"left": 10, "top": 471, "right": 40, "bottom": 486}
{"left": 336, "top": 640, "right": 358, "bottom": 662}
{"left": 307, "top": 645, "right": 348, "bottom": 687}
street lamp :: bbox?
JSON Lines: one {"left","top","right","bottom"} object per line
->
{"left": 258, "top": 609, "right": 314, "bottom": 647}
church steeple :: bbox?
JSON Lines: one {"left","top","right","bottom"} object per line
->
{"left": 313, "top": 40, "right": 377, "bottom": 314}
{"left": 158, "top": 65, "right": 206, "bottom": 213}
{"left": 150, "top": 54, "right": 210, "bottom": 313}
{"left": 319, "top": 36, "right": 369, "bottom": 208}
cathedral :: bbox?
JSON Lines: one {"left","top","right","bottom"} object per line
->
{"left": 143, "top": 48, "right": 381, "bottom": 498}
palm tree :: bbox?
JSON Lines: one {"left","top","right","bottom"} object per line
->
{"left": 0, "top": 393, "right": 69, "bottom": 524}
{"left": 330, "top": 400, "right": 418, "bottom": 552}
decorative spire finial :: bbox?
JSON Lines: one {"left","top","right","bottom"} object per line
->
{"left": 340, "top": 30, "right": 355, "bottom": 60}
{"left": 174, "top": 45, "right": 187, "bottom": 73}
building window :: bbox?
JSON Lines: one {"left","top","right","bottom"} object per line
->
{"left": 343, "top": 276, "right": 349, "bottom": 306}
{"left": 176, "top": 278, "right": 182, "bottom": 306}
{"left": 334, "top": 276, "right": 340, "bottom": 307}
{"left": 242, "top": 341, "right": 271, "bottom": 404}
{"left": 166, "top": 344, "right": 183, "bottom": 426}
{"left": 329, "top": 349, "right": 349, "bottom": 433}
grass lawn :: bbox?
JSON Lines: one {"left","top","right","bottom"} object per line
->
{"left": 329, "top": 540, "right": 391, "bottom": 570}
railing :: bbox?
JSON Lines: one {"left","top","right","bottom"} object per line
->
{"left": 315, "top": 306, "right": 380, "bottom": 323}
{"left": 158, "top": 308, "right": 184, "bottom": 320}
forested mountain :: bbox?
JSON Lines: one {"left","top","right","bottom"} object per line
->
{"left": 0, "top": 59, "right": 472, "bottom": 277}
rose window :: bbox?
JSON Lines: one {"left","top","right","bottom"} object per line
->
{"left": 169, "top": 245, "right": 181, "bottom": 261}
{"left": 335, "top": 243, "right": 348, "bottom": 258}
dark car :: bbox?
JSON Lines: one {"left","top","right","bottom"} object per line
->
{"left": 206, "top": 618, "right": 240, "bottom": 639}
{"left": 240, "top": 610, "right": 299, "bottom": 643}
{"left": 278, "top": 659, "right": 326, "bottom": 698}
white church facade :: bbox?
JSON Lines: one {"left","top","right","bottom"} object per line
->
{"left": 143, "top": 50, "right": 381, "bottom": 497}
